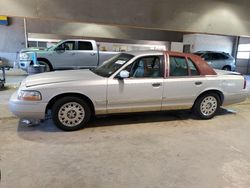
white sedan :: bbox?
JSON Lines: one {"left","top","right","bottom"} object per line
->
{"left": 9, "top": 51, "right": 249, "bottom": 131}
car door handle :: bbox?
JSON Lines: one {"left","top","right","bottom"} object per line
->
{"left": 195, "top": 81, "right": 202, "bottom": 85}
{"left": 71, "top": 53, "right": 76, "bottom": 56}
{"left": 90, "top": 53, "right": 96, "bottom": 56}
{"left": 152, "top": 83, "right": 162, "bottom": 87}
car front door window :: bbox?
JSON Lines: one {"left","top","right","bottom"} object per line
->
{"left": 57, "top": 41, "right": 75, "bottom": 51}
{"left": 123, "top": 56, "right": 163, "bottom": 78}
{"left": 203, "top": 53, "right": 213, "bottom": 61}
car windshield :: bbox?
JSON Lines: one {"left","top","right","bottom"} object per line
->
{"left": 46, "top": 45, "right": 56, "bottom": 51}
{"left": 92, "top": 53, "right": 134, "bottom": 77}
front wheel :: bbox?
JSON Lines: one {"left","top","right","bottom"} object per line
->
{"left": 193, "top": 93, "right": 220, "bottom": 119}
{"left": 52, "top": 97, "right": 91, "bottom": 131}
{"left": 38, "top": 61, "right": 51, "bottom": 72}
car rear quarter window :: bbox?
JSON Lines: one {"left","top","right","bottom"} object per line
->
{"left": 78, "top": 41, "right": 93, "bottom": 50}
{"left": 187, "top": 58, "right": 200, "bottom": 76}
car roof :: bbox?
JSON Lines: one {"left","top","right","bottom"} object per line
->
{"left": 125, "top": 50, "right": 199, "bottom": 56}
{"left": 125, "top": 50, "right": 164, "bottom": 56}
{"left": 125, "top": 50, "right": 206, "bottom": 59}
{"left": 63, "top": 39, "right": 96, "bottom": 43}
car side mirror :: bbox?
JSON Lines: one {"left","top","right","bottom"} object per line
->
{"left": 118, "top": 70, "right": 129, "bottom": 79}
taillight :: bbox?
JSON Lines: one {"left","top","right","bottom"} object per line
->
{"left": 243, "top": 77, "right": 247, "bottom": 89}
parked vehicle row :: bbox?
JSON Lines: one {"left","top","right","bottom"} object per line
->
{"left": 194, "top": 51, "right": 236, "bottom": 71}
{"left": 10, "top": 51, "right": 248, "bottom": 131}
{"left": 19, "top": 40, "right": 237, "bottom": 73}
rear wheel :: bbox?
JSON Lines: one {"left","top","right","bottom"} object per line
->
{"left": 193, "top": 93, "right": 220, "bottom": 119}
{"left": 222, "top": 66, "right": 231, "bottom": 71}
{"left": 52, "top": 97, "right": 91, "bottom": 131}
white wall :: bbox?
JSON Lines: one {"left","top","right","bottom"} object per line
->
{"left": 183, "top": 34, "right": 235, "bottom": 54}
{"left": 170, "top": 42, "right": 183, "bottom": 52}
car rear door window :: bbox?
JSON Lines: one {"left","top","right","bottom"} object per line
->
{"left": 78, "top": 41, "right": 93, "bottom": 50}
{"left": 169, "top": 56, "right": 188, "bottom": 76}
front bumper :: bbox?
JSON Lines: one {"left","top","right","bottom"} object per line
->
{"left": 9, "top": 91, "right": 48, "bottom": 120}
{"left": 19, "top": 60, "right": 32, "bottom": 71}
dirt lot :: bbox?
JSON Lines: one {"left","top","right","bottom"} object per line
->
{"left": 1, "top": 87, "right": 250, "bottom": 188}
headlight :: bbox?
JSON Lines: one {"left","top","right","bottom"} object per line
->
{"left": 18, "top": 90, "right": 42, "bottom": 101}
{"left": 19, "top": 53, "right": 30, "bottom": 60}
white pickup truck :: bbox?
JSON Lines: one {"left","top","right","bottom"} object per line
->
{"left": 19, "top": 39, "right": 118, "bottom": 72}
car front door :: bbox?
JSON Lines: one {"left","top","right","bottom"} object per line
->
{"left": 107, "top": 55, "right": 164, "bottom": 114}
{"left": 49, "top": 41, "right": 77, "bottom": 70}
{"left": 75, "top": 41, "right": 98, "bottom": 69}
{"left": 163, "top": 56, "right": 207, "bottom": 109}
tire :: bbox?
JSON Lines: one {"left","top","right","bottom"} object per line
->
{"left": 38, "top": 61, "right": 51, "bottom": 72}
{"left": 52, "top": 96, "right": 91, "bottom": 131}
{"left": 222, "top": 66, "right": 231, "bottom": 71}
{"left": 193, "top": 92, "right": 220, "bottom": 119}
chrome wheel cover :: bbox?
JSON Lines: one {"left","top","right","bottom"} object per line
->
{"left": 58, "top": 102, "right": 85, "bottom": 127}
{"left": 200, "top": 96, "right": 218, "bottom": 116}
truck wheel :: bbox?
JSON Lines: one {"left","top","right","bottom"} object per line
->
{"left": 52, "top": 97, "right": 91, "bottom": 131}
{"left": 38, "top": 61, "right": 51, "bottom": 72}
{"left": 193, "top": 92, "right": 220, "bottom": 119}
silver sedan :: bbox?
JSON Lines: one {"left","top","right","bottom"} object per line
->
{"left": 9, "top": 51, "right": 249, "bottom": 131}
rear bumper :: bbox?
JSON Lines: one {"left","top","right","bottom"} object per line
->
{"left": 223, "top": 90, "right": 250, "bottom": 106}
{"left": 9, "top": 91, "right": 47, "bottom": 120}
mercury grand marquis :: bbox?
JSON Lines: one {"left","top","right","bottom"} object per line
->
{"left": 9, "top": 51, "right": 249, "bottom": 131}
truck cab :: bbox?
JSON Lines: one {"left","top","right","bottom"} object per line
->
{"left": 19, "top": 39, "right": 117, "bottom": 72}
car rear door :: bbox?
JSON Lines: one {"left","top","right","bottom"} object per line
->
{"left": 162, "top": 55, "right": 207, "bottom": 109}
{"left": 75, "top": 41, "right": 98, "bottom": 68}
{"left": 107, "top": 55, "right": 164, "bottom": 113}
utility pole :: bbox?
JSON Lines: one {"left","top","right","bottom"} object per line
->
{"left": 23, "top": 18, "right": 28, "bottom": 48}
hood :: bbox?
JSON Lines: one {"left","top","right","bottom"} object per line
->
{"left": 20, "top": 47, "right": 47, "bottom": 53}
{"left": 25, "top": 69, "right": 103, "bottom": 87}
